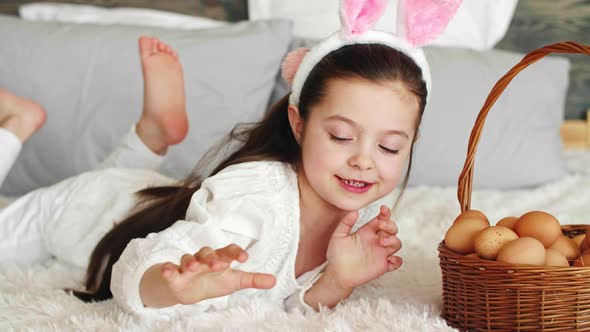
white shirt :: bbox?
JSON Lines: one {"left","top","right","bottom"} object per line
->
{"left": 109, "top": 161, "right": 383, "bottom": 318}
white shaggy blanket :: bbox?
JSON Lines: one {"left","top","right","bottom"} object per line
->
{"left": 1, "top": 151, "right": 589, "bottom": 331}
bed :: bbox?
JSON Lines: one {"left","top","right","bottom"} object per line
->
{"left": 1, "top": 1, "right": 590, "bottom": 331}
{"left": 1, "top": 152, "right": 589, "bottom": 331}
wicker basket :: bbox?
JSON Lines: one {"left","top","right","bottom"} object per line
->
{"left": 438, "top": 41, "right": 590, "bottom": 332}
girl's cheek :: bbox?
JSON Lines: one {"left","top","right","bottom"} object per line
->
{"left": 378, "top": 160, "right": 404, "bottom": 183}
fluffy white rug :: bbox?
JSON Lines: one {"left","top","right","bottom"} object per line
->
{"left": 1, "top": 151, "right": 589, "bottom": 331}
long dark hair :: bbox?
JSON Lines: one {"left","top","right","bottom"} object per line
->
{"left": 73, "top": 44, "right": 428, "bottom": 302}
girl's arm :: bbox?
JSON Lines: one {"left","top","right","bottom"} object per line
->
{"left": 111, "top": 220, "right": 265, "bottom": 316}
{"left": 302, "top": 271, "right": 353, "bottom": 310}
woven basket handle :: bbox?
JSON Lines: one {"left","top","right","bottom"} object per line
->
{"left": 457, "top": 41, "right": 590, "bottom": 212}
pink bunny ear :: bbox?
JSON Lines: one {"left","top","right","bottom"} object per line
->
{"left": 281, "top": 47, "right": 310, "bottom": 86}
{"left": 400, "top": 0, "right": 462, "bottom": 47}
{"left": 340, "top": 0, "right": 388, "bottom": 36}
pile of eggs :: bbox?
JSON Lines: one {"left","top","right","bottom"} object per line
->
{"left": 444, "top": 210, "right": 590, "bottom": 267}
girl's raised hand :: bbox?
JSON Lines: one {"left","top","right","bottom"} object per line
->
{"left": 325, "top": 206, "right": 402, "bottom": 290}
{"left": 159, "top": 244, "right": 276, "bottom": 305}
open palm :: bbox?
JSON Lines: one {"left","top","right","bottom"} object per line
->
{"left": 160, "top": 244, "right": 276, "bottom": 305}
{"left": 325, "top": 206, "right": 402, "bottom": 290}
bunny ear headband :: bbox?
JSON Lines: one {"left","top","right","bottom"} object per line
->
{"left": 283, "top": 0, "right": 463, "bottom": 107}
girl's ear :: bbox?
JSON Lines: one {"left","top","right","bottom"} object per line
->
{"left": 287, "top": 105, "right": 303, "bottom": 144}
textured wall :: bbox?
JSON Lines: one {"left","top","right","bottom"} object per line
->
{"left": 0, "top": 0, "right": 248, "bottom": 21}
{"left": 497, "top": 0, "right": 590, "bottom": 119}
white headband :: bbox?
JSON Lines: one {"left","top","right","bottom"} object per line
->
{"left": 281, "top": 0, "right": 462, "bottom": 107}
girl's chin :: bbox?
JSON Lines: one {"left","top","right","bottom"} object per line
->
{"left": 327, "top": 196, "right": 372, "bottom": 212}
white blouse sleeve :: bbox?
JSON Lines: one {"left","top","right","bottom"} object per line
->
{"left": 283, "top": 262, "right": 327, "bottom": 314}
{"left": 110, "top": 162, "right": 276, "bottom": 318}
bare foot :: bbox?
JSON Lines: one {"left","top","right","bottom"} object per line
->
{"left": 0, "top": 89, "right": 46, "bottom": 142}
{"left": 136, "top": 36, "right": 188, "bottom": 155}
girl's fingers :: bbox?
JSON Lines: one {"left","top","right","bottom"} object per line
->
{"left": 161, "top": 262, "right": 180, "bottom": 280}
{"left": 195, "top": 246, "right": 225, "bottom": 270}
{"left": 380, "top": 235, "right": 402, "bottom": 251}
{"left": 237, "top": 271, "right": 276, "bottom": 290}
{"left": 378, "top": 219, "right": 398, "bottom": 235}
{"left": 218, "top": 244, "right": 248, "bottom": 263}
{"left": 379, "top": 205, "right": 391, "bottom": 220}
{"left": 180, "top": 254, "right": 198, "bottom": 273}
{"left": 387, "top": 255, "right": 403, "bottom": 271}
{"left": 194, "top": 246, "right": 214, "bottom": 260}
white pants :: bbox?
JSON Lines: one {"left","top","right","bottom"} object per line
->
{"left": 0, "top": 126, "right": 165, "bottom": 264}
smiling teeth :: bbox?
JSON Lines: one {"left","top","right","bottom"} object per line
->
{"left": 343, "top": 179, "right": 367, "bottom": 187}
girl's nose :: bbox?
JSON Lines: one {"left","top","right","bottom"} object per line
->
{"left": 348, "top": 152, "right": 375, "bottom": 171}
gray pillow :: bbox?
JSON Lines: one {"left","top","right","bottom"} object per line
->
{"left": 409, "top": 47, "right": 570, "bottom": 189}
{"left": 0, "top": 15, "right": 292, "bottom": 196}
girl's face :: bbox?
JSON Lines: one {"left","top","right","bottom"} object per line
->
{"left": 292, "top": 78, "right": 420, "bottom": 212}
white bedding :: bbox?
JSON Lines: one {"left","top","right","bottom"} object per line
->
{"left": 1, "top": 151, "right": 589, "bottom": 331}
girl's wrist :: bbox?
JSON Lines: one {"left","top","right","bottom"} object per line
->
{"left": 304, "top": 272, "right": 354, "bottom": 311}
{"left": 321, "top": 269, "right": 355, "bottom": 294}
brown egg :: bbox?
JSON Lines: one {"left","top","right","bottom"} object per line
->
{"left": 572, "top": 234, "right": 586, "bottom": 247}
{"left": 453, "top": 210, "right": 489, "bottom": 225}
{"left": 549, "top": 235, "right": 580, "bottom": 261}
{"left": 545, "top": 248, "right": 569, "bottom": 267}
{"left": 573, "top": 253, "right": 590, "bottom": 267}
{"left": 445, "top": 217, "right": 490, "bottom": 255}
{"left": 496, "top": 216, "right": 518, "bottom": 230}
{"left": 496, "top": 237, "right": 546, "bottom": 266}
{"left": 465, "top": 253, "right": 480, "bottom": 259}
{"left": 513, "top": 211, "right": 561, "bottom": 247}
{"left": 585, "top": 230, "right": 590, "bottom": 247}
{"left": 474, "top": 226, "right": 518, "bottom": 260}
{"left": 581, "top": 240, "right": 590, "bottom": 254}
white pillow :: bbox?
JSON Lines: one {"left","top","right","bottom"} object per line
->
{"left": 248, "top": 0, "right": 518, "bottom": 50}
{"left": 0, "top": 15, "right": 292, "bottom": 196}
{"left": 19, "top": 2, "right": 228, "bottom": 29}
{"left": 429, "top": 0, "right": 518, "bottom": 50}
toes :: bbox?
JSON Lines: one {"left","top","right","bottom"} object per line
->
{"left": 152, "top": 37, "right": 159, "bottom": 54}
{"left": 140, "top": 36, "right": 179, "bottom": 59}
{"left": 157, "top": 40, "right": 166, "bottom": 53}
{"left": 138, "top": 36, "right": 154, "bottom": 59}
{"left": 159, "top": 41, "right": 178, "bottom": 58}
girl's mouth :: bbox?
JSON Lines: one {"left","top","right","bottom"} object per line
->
{"left": 336, "top": 176, "right": 373, "bottom": 193}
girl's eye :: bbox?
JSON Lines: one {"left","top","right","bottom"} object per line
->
{"left": 379, "top": 145, "right": 399, "bottom": 155}
{"left": 329, "top": 134, "right": 352, "bottom": 142}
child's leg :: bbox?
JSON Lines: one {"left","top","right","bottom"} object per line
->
{"left": 98, "top": 36, "right": 188, "bottom": 170}
{"left": 0, "top": 129, "right": 21, "bottom": 187}
{"left": 0, "top": 89, "right": 46, "bottom": 187}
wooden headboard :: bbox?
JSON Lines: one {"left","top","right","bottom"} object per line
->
{"left": 562, "top": 112, "right": 590, "bottom": 149}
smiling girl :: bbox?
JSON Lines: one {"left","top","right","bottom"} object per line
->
{"left": 0, "top": 0, "right": 461, "bottom": 318}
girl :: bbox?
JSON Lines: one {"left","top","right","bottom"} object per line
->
{"left": 0, "top": 0, "right": 460, "bottom": 318}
